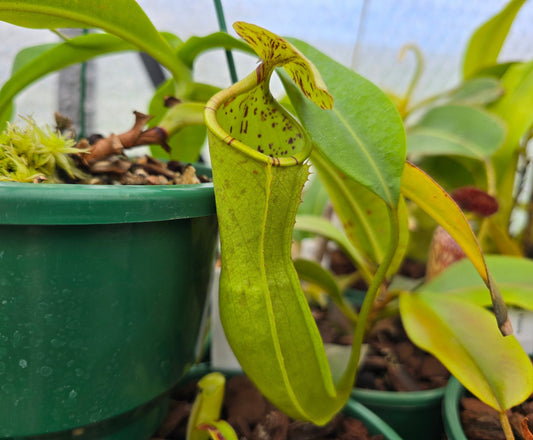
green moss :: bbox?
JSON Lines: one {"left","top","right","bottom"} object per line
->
{"left": 0, "top": 117, "right": 85, "bottom": 183}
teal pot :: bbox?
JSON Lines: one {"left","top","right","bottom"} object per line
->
{"left": 442, "top": 377, "right": 468, "bottom": 440}
{"left": 347, "top": 288, "right": 446, "bottom": 440}
{"left": 0, "top": 180, "right": 218, "bottom": 439}
{"left": 180, "top": 365, "right": 403, "bottom": 440}
{"left": 351, "top": 386, "right": 446, "bottom": 440}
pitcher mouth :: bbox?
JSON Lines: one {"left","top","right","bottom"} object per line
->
{"left": 204, "top": 70, "right": 313, "bottom": 168}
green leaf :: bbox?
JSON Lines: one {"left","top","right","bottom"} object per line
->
{"left": 0, "top": 0, "right": 190, "bottom": 85}
{"left": 177, "top": 32, "right": 255, "bottom": 69}
{"left": 282, "top": 38, "right": 406, "bottom": 208}
{"left": 476, "top": 62, "right": 516, "bottom": 79}
{"left": 463, "top": 0, "right": 527, "bottom": 79}
{"left": 147, "top": 79, "right": 208, "bottom": 162}
{"left": 489, "top": 60, "right": 533, "bottom": 222}
{"left": 150, "top": 103, "right": 207, "bottom": 162}
{"left": 447, "top": 77, "right": 504, "bottom": 106}
{"left": 0, "top": 33, "right": 136, "bottom": 123}
{"left": 401, "top": 161, "right": 511, "bottom": 335}
{"left": 415, "top": 156, "right": 485, "bottom": 191}
{"left": 0, "top": 42, "right": 55, "bottom": 127}
{"left": 296, "top": 174, "right": 329, "bottom": 218}
{"left": 400, "top": 291, "right": 533, "bottom": 412}
{"left": 294, "top": 214, "right": 372, "bottom": 283}
{"left": 407, "top": 105, "right": 505, "bottom": 160}
{"left": 490, "top": 61, "right": 533, "bottom": 160}
{"left": 293, "top": 258, "right": 358, "bottom": 324}
{"left": 419, "top": 255, "right": 533, "bottom": 310}
{"left": 308, "top": 148, "right": 409, "bottom": 280}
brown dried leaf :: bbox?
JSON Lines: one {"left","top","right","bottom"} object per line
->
{"left": 523, "top": 417, "right": 533, "bottom": 440}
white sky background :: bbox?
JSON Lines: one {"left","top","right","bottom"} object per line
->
{"left": 0, "top": 0, "right": 532, "bottom": 134}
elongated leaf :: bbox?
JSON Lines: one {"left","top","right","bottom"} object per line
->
{"left": 294, "top": 258, "right": 358, "bottom": 323}
{"left": 282, "top": 38, "right": 406, "bottom": 208}
{"left": 295, "top": 174, "right": 329, "bottom": 220}
{"left": 407, "top": 105, "right": 505, "bottom": 159}
{"left": 419, "top": 255, "right": 533, "bottom": 310}
{"left": 0, "top": 42, "right": 56, "bottom": 126}
{"left": 447, "top": 77, "right": 504, "bottom": 106}
{"left": 0, "top": 33, "right": 137, "bottom": 122}
{"left": 177, "top": 32, "right": 255, "bottom": 68}
{"left": 400, "top": 291, "right": 533, "bottom": 411}
{"left": 489, "top": 61, "right": 533, "bottom": 224}
{"left": 490, "top": 61, "right": 533, "bottom": 162}
{"left": 0, "top": 0, "right": 190, "bottom": 84}
{"left": 463, "top": 0, "right": 527, "bottom": 79}
{"left": 205, "top": 22, "right": 361, "bottom": 425}
{"left": 295, "top": 214, "right": 372, "bottom": 282}
{"left": 486, "top": 217, "right": 524, "bottom": 256}
{"left": 401, "top": 161, "right": 511, "bottom": 335}
{"left": 309, "top": 148, "right": 409, "bottom": 280}
{"left": 147, "top": 79, "right": 208, "bottom": 162}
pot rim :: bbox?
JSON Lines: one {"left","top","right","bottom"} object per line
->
{"left": 442, "top": 376, "right": 468, "bottom": 440}
{"left": 351, "top": 384, "right": 446, "bottom": 407}
{"left": 0, "top": 181, "right": 215, "bottom": 225}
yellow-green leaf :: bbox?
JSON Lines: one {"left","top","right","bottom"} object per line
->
{"left": 400, "top": 291, "right": 533, "bottom": 412}
{"left": 463, "top": 0, "right": 527, "bottom": 79}
{"left": 400, "top": 161, "right": 511, "bottom": 335}
{"left": 488, "top": 61, "right": 533, "bottom": 224}
{"left": 294, "top": 214, "right": 373, "bottom": 283}
{"left": 294, "top": 258, "right": 358, "bottom": 324}
{"left": 308, "top": 148, "right": 409, "bottom": 280}
{"left": 419, "top": 255, "right": 533, "bottom": 310}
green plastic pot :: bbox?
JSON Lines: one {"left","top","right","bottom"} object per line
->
{"left": 181, "top": 365, "right": 403, "bottom": 440}
{"left": 0, "top": 180, "right": 218, "bottom": 439}
{"left": 442, "top": 377, "right": 468, "bottom": 440}
{"left": 346, "top": 289, "right": 445, "bottom": 439}
{"left": 351, "top": 386, "right": 445, "bottom": 440}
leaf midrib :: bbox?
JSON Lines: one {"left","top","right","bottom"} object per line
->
{"left": 332, "top": 106, "right": 395, "bottom": 207}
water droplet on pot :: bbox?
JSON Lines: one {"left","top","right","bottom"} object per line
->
{"left": 12, "top": 330, "right": 21, "bottom": 347}
{"left": 39, "top": 366, "right": 53, "bottom": 376}
{"left": 50, "top": 338, "right": 65, "bottom": 348}
{"left": 89, "top": 409, "right": 102, "bottom": 423}
{"left": 18, "top": 359, "right": 27, "bottom": 368}
{"left": 68, "top": 389, "right": 78, "bottom": 399}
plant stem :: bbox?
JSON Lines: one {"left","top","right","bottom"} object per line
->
{"left": 338, "top": 206, "right": 399, "bottom": 390}
{"left": 500, "top": 411, "right": 516, "bottom": 440}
